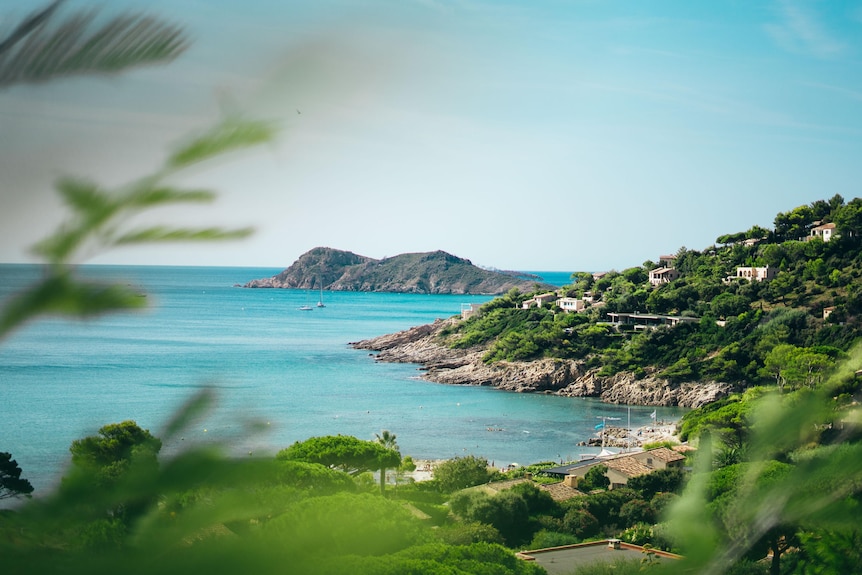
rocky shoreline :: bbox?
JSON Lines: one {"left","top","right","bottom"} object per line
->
{"left": 350, "top": 318, "right": 731, "bottom": 409}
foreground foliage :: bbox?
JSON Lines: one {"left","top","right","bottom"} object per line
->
{"left": 0, "top": 399, "right": 546, "bottom": 575}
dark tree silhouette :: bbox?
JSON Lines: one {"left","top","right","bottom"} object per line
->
{"left": 0, "top": 452, "right": 34, "bottom": 500}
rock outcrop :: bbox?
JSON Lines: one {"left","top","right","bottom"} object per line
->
{"left": 351, "top": 318, "right": 732, "bottom": 408}
{"left": 244, "top": 247, "right": 554, "bottom": 295}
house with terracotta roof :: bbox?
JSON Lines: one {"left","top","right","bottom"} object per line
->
{"left": 630, "top": 446, "right": 686, "bottom": 469}
{"left": 472, "top": 475, "right": 584, "bottom": 502}
{"left": 604, "top": 457, "right": 654, "bottom": 488}
{"left": 544, "top": 447, "right": 686, "bottom": 490}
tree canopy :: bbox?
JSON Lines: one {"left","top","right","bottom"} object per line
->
{"left": 0, "top": 452, "right": 34, "bottom": 500}
{"left": 67, "top": 420, "right": 161, "bottom": 485}
{"left": 277, "top": 435, "right": 401, "bottom": 477}
{"left": 431, "top": 455, "right": 494, "bottom": 493}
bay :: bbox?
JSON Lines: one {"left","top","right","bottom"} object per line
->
{"left": 0, "top": 265, "right": 685, "bottom": 494}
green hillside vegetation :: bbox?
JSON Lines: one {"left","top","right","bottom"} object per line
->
{"left": 441, "top": 196, "right": 862, "bottom": 390}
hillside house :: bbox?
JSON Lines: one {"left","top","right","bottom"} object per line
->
{"left": 606, "top": 447, "right": 685, "bottom": 488}
{"left": 522, "top": 292, "right": 558, "bottom": 309}
{"left": 604, "top": 312, "right": 699, "bottom": 331}
{"left": 809, "top": 222, "right": 836, "bottom": 242}
{"left": 557, "top": 297, "right": 587, "bottom": 313}
{"left": 658, "top": 254, "right": 677, "bottom": 267}
{"left": 544, "top": 447, "right": 686, "bottom": 490}
{"left": 461, "top": 303, "right": 483, "bottom": 320}
{"left": 736, "top": 265, "right": 776, "bottom": 282}
{"left": 648, "top": 267, "right": 680, "bottom": 286}
{"left": 630, "top": 446, "right": 685, "bottom": 470}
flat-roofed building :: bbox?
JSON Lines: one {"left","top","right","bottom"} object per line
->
{"left": 518, "top": 539, "right": 682, "bottom": 574}
{"left": 736, "top": 265, "right": 776, "bottom": 282}
{"left": 557, "top": 297, "right": 586, "bottom": 313}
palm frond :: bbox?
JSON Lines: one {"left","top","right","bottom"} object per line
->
{"left": 168, "top": 119, "right": 276, "bottom": 169}
{"left": 114, "top": 226, "right": 254, "bottom": 245}
{"left": 0, "top": 7, "right": 188, "bottom": 87}
{"left": 0, "top": 273, "right": 148, "bottom": 339}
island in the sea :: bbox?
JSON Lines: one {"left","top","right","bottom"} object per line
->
{"left": 244, "top": 247, "right": 555, "bottom": 295}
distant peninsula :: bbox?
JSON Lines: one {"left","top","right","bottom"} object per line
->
{"left": 243, "top": 247, "right": 555, "bottom": 295}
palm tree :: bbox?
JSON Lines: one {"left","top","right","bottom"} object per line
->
{"left": 374, "top": 430, "right": 398, "bottom": 494}
{"left": 374, "top": 430, "right": 398, "bottom": 450}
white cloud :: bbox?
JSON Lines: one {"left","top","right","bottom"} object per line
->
{"left": 764, "top": 0, "right": 846, "bottom": 58}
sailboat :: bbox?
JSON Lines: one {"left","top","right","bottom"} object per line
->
{"left": 317, "top": 284, "right": 326, "bottom": 308}
{"left": 298, "top": 289, "right": 313, "bottom": 311}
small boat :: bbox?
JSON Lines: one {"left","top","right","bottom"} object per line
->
{"left": 316, "top": 282, "right": 326, "bottom": 307}
{"left": 299, "top": 289, "right": 313, "bottom": 311}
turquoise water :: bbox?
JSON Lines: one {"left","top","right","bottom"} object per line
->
{"left": 0, "top": 265, "right": 684, "bottom": 494}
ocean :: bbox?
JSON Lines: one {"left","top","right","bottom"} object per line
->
{"left": 0, "top": 265, "right": 685, "bottom": 495}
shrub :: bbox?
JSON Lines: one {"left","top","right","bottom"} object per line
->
{"left": 528, "top": 530, "right": 579, "bottom": 550}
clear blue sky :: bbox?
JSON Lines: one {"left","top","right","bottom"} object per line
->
{"left": 2, "top": 0, "right": 861, "bottom": 272}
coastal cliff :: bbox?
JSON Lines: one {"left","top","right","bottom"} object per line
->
{"left": 244, "top": 247, "right": 554, "bottom": 295}
{"left": 351, "top": 318, "right": 730, "bottom": 408}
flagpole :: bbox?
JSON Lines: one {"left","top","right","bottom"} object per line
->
{"left": 596, "top": 415, "right": 621, "bottom": 454}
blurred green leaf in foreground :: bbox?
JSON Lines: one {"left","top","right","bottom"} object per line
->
{"left": 0, "top": 0, "right": 275, "bottom": 339}
{"left": 0, "top": 0, "right": 187, "bottom": 87}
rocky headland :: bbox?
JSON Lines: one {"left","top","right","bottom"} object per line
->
{"left": 244, "top": 247, "right": 554, "bottom": 295}
{"left": 351, "top": 318, "right": 731, "bottom": 408}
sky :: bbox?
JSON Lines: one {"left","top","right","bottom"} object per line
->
{"left": 2, "top": 0, "right": 862, "bottom": 273}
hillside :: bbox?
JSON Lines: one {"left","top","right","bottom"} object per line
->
{"left": 244, "top": 247, "right": 555, "bottom": 295}
{"left": 355, "top": 196, "right": 862, "bottom": 406}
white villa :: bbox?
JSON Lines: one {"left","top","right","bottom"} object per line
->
{"left": 736, "top": 265, "right": 776, "bottom": 282}
{"left": 521, "top": 292, "right": 558, "bottom": 309}
{"left": 809, "top": 222, "right": 836, "bottom": 242}
{"left": 557, "top": 297, "right": 587, "bottom": 313}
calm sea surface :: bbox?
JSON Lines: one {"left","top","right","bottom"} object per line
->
{"left": 0, "top": 265, "right": 685, "bottom": 494}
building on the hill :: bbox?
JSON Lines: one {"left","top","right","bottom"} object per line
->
{"left": 648, "top": 267, "right": 680, "bottom": 286}
{"left": 735, "top": 265, "right": 776, "bottom": 282}
{"left": 809, "top": 222, "right": 836, "bottom": 242}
